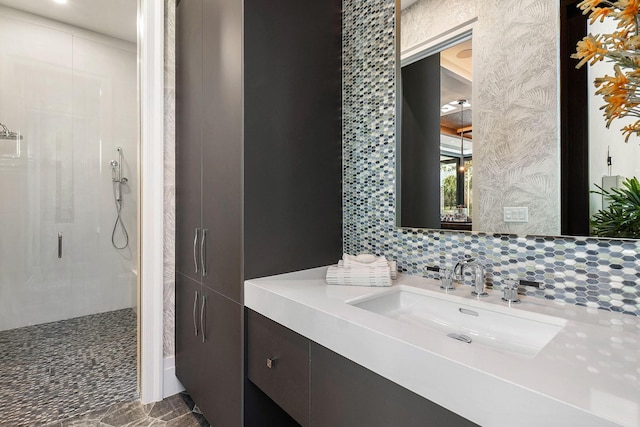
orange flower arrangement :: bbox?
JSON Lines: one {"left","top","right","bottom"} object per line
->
{"left": 572, "top": 0, "right": 640, "bottom": 141}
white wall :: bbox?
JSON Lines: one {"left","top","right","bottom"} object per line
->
{"left": 588, "top": 18, "right": 640, "bottom": 215}
{"left": 0, "top": 8, "right": 137, "bottom": 331}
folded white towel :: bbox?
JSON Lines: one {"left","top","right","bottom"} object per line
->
{"left": 338, "top": 259, "right": 397, "bottom": 279}
{"left": 326, "top": 265, "right": 391, "bottom": 287}
{"left": 343, "top": 253, "right": 389, "bottom": 267}
{"left": 325, "top": 254, "right": 397, "bottom": 287}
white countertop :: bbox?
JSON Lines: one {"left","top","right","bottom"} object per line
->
{"left": 245, "top": 267, "right": 640, "bottom": 427}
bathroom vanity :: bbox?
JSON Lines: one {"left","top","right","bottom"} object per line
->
{"left": 245, "top": 267, "right": 640, "bottom": 427}
{"left": 246, "top": 308, "right": 475, "bottom": 426}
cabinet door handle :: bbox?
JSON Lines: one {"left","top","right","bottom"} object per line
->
{"left": 193, "top": 290, "right": 199, "bottom": 337}
{"left": 266, "top": 357, "right": 276, "bottom": 369}
{"left": 200, "top": 294, "right": 207, "bottom": 343}
{"left": 58, "top": 232, "right": 62, "bottom": 259}
{"left": 200, "top": 229, "right": 208, "bottom": 277}
{"left": 193, "top": 228, "right": 200, "bottom": 274}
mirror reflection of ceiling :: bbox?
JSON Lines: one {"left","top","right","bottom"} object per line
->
{"left": 0, "top": 0, "right": 137, "bottom": 42}
{"left": 440, "top": 41, "right": 472, "bottom": 146}
{"left": 440, "top": 133, "right": 471, "bottom": 158}
{"left": 441, "top": 108, "right": 472, "bottom": 138}
{"left": 441, "top": 39, "right": 472, "bottom": 81}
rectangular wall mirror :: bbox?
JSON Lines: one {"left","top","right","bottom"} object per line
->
{"left": 395, "top": 0, "right": 640, "bottom": 240}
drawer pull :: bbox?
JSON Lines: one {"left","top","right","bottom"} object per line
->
{"left": 266, "top": 357, "right": 276, "bottom": 369}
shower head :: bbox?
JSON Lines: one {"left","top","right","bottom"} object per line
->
{"left": 110, "top": 160, "right": 119, "bottom": 168}
{"left": 0, "top": 122, "right": 23, "bottom": 140}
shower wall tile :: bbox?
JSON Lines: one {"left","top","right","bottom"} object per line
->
{"left": 163, "top": 0, "right": 177, "bottom": 358}
{"left": 0, "top": 11, "right": 138, "bottom": 331}
{"left": 0, "top": 14, "right": 74, "bottom": 331}
{"left": 343, "top": 0, "right": 640, "bottom": 316}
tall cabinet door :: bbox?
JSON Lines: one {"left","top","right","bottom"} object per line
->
{"left": 175, "top": 273, "right": 204, "bottom": 397}
{"left": 175, "top": 0, "right": 206, "bottom": 415}
{"left": 175, "top": 0, "right": 204, "bottom": 282}
{"left": 201, "top": 0, "right": 243, "bottom": 303}
{"left": 198, "top": 287, "right": 243, "bottom": 427}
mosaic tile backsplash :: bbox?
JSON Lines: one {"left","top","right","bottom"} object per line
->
{"left": 341, "top": 0, "right": 640, "bottom": 316}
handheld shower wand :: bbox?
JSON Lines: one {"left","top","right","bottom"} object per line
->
{"left": 110, "top": 147, "right": 129, "bottom": 249}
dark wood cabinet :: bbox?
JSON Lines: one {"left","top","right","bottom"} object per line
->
{"left": 175, "top": 274, "right": 203, "bottom": 396}
{"left": 246, "top": 311, "right": 477, "bottom": 427}
{"left": 200, "top": 0, "right": 243, "bottom": 304}
{"left": 175, "top": 0, "right": 341, "bottom": 423}
{"left": 198, "top": 286, "right": 243, "bottom": 427}
{"left": 247, "top": 310, "right": 310, "bottom": 426}
{"left": 176, "top": 0, "right": 243, "bottom": 303}
{"left": 175, "top": 0, "right": 244, "bottom": 424}
{"left": 175, "top": 0, "right": 203, "bottom": 285}
{"left": 310, "top": 343, "right": 478, "bottom": 427}
{"left": 176, "top": 274, "right": 243, "bottom": 427}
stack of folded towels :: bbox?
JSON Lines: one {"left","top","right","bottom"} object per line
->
{"left": 326, "top": 253, "right": 397, "bottom": 287}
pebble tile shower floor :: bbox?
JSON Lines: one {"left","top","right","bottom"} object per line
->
{"left": 0, "top": 309, "right": 137, "bottom": 426}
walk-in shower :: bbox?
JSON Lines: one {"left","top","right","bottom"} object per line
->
{"left": 0, "top": 17, "right": 138, "bottom": 330}
{"left": 0, "top": 2, "right": 139, "bottom": 424}
{"left": 0, "top": 0, "right": 139, "bottom": 427}
{"left": 111, "top": 147, "right": 130, "bottom": 250}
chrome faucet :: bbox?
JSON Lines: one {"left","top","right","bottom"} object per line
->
{"left": 454, "top": 257, "right": 487, "bottom": 297}
{"left": 502, "top": 279, "right": 520, "bottom": 303}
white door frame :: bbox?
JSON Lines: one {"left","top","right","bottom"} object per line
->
{"left": 139, "top": 0, "right": 165, "bottom": 404}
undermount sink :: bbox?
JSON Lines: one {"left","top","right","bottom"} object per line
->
{"left": 347, "top": 286, "right": 567, "bottom": 358}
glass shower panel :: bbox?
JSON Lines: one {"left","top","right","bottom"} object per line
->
{"left": 0, "top": 17, "right": 75, "bottom": 330}
{"left": 0, "top": 15, "right": 138, "bottom": 332}
{"left": 72, "top": 36, "right": 137, "bottom": 315}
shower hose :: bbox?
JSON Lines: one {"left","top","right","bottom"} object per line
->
{"left": 112, "top": 181, "right": 129, "bottom": 250}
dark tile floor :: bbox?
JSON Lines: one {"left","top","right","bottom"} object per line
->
{"left": 42, "top": 393, "right": 209, "bottom": 427}
{"left": 0, "top": 309, "right": 138, "bottom": 426}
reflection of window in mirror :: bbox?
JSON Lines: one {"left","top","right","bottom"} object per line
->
{"left": 400, "top": 36, "right": 472, "bottom": 231}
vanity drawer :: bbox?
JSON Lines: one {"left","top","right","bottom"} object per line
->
{"left": 247, "top": 310, "right": 310, "bottom": 426}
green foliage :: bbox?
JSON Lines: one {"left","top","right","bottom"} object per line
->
{"left": 442, "top": 174, "right": 457, "bottom": 209}
{"left": 591, "top": 177, "right": 640, "bottom": 238}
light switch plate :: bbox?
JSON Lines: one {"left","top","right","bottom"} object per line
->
{"left": 504, "top": 207, "right": 529, "bottom": 223}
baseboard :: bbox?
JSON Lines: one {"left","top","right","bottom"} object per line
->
{"left": 163, "top": 356, "right": 185, "bottom": 398}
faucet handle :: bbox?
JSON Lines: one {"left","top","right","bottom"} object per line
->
{"left": 501, "top": 279, "right": 520, "bottom": 303}
{"left": 439, "top": 268, "right": 455, "bottom": 290}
